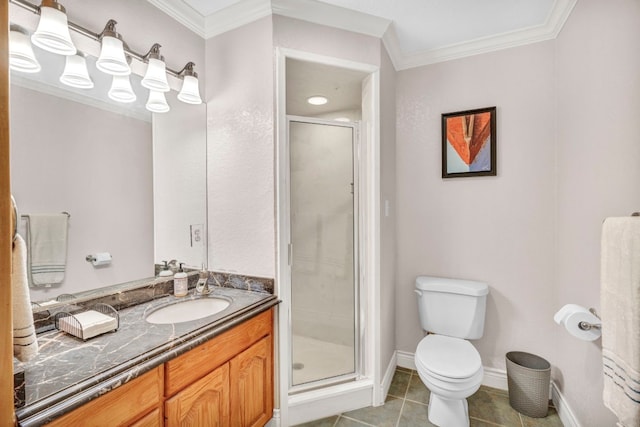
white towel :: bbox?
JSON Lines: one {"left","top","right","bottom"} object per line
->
{"left": 12, "top": 234, "right": 38, "bottom": 362}
{"left": 601, "top": 217, "right": 640, "bottom": 427}
{"left": 25, "top": 213, "right": 68, "bottom": 287}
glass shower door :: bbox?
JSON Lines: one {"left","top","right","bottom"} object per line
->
{"left": 289, "top": 118, "right": 357, "bottom": 388}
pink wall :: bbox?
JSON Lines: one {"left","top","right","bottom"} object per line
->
{"left": 554, "top": 0, "right": 640, "bottom": 424}
{"left": 396, "top": 0, "right": 640, "bottom": 423}
{"left": 395, "top": 41, "right": 557, "bottom": 369}
{"left": 379, "top": 45, "right": 397, "bottom": 378}
{"left": 205, "top": 17, "right": 275, "bottom": 277}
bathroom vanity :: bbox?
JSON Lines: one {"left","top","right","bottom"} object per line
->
{"left": 14, "top": 284, "right": 278, "bottom": 427}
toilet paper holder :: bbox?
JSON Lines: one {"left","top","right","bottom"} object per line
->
{"left": 578, "top": 308, "right": 601, "bottom": 331}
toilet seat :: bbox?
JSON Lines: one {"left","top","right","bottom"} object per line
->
{"left": 415, "top": 334, "right": 482, "bottom": 380}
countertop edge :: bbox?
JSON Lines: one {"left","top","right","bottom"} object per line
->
{"left": 17, "top": 296, "right": 280, "bottom": 427}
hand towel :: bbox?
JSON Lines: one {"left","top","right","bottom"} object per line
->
{"left": 601, "top": 217, "right": 640, "bottom": 427}
{"left": 12, "top": 234, "right": 39, "bottom": 362}
{"left": 25, "top": 213, "right": 68, "bottom": 287}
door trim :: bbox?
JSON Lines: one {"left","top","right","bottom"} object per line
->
{"left": 275, "top": 47, "right": 381, "bottom": 426}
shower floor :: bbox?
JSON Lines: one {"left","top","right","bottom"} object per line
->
{"left": 291, "top": 334, "right": 355, "bottom": 386}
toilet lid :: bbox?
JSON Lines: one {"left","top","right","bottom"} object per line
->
{"left": 416, "top": 335, "right": 482, "bottom": 379}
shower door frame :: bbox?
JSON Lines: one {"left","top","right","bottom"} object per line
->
{"left": 286, "top": 115, "right": 361, "bottom": 394}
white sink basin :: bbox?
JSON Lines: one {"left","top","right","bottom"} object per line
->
{"left": 145, "top": 298, "right": 231, "bottom": 324}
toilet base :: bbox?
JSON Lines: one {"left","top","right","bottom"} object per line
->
{"left": 428, "top": 393, "right": 470, "bottom": 427}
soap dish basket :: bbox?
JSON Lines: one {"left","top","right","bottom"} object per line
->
{"left": 54, "top": 303, "right": 119, "bottom": 341}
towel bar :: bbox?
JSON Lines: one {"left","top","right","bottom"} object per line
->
{"left": 21, "top": 212, "right": 71, "bottom": 219}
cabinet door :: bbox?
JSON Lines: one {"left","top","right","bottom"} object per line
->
{"left": 230, "top": 335, "right": 273, "bottom": 427}
{"left": 44, "top": 366, "right": 163, "bottom": 427}
{"left": 165, "top": 363, "right": 230, "bottom": 427}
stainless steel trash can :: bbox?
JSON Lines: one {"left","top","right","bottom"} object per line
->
{"left": 505, "top": 351, "right": 551, "bottom": 418}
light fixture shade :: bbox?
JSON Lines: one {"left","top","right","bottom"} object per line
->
{"left": 59, "top": 53, "right": 93, "bottom": 89}
{"left": 31, "top": 2, "right": 76, "bottom": 55}
{"left": 108, "top": 75, "right": 136, "bottom": 103}
{"left": 97, "top": 35, "right": 130, "bottom": 76}
{"left": 177, "top": 75, "right": 202, "bottom": 105}
{"left": 141, "top": 58, "right": 170, "bottom": 92}
{"left": 9, "top": 28, "right": 41, "bottom": 73}
{"left": 146, "top": 90, "right": 170, "bottom": 113}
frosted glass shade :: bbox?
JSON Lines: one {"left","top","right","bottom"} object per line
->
{"left": 108, "top": 75, "right": 136, "bottom": 103}
{"left": 177, "top": 75, "right": 202, "bottom": 104}
{"left": 59, "top": 53, "right": 93, "bottom": 89}
{"left": 146, "top": 90, "right": 170, "bottom": 113}
{"left": 9, "top": 29, "right": 41, "bottom": 73}
{"left": 31, "top": 4, "right": 76, "bottom": 55}
{"left": 141, "top": 58, "right": 170, "bottom": 92}
{"left": 97, "top": 36, "right": 130, "bottom": 76}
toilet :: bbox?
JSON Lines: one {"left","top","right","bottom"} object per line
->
{"left": 414, "top": 276, "right": 489, "bottom": 427}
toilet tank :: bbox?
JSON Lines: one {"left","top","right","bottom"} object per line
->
{"left": 415, "top": 276, "right": 489, "bottom": 339}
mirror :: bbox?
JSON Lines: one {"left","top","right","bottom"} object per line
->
{"left": 9, "top": 45, "right": 207, "bottom": 304}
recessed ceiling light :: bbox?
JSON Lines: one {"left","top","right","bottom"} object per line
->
{"left": 334, "top": 117, "right": 351, "bottom": 122}
{"left": 307, "top": 96, "right": 328, "bottom": 105}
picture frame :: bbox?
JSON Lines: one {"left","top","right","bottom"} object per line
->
{"left": 442, "top": 106, "right": 496, "bottom": 178}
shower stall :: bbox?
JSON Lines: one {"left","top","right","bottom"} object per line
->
{"left": 277, "top": 51, "right": 380, "bottom": 425}
{"left": 288, "top": 118, "right": 359, "bottom": 390}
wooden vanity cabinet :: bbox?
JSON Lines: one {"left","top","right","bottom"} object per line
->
{"left": 164, "top": 309, "right": 274, "bottom": 427}
{"left": 44, "top": 366, "right": 163, "bottom": 427}
{"left": 42, "top": 308, "right": 274, "bottom": 427}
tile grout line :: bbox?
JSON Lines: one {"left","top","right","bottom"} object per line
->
{"left": 339, "top": 414, "right": 376, "bottom": 426}
{"left": 394, "top": 370, "right": 413, "bottom": 427}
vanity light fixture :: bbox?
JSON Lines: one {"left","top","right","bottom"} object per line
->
{"left": 9, "top": 25, "right": 41, "bottom": 73}
{"left": 177, "top": 62, "right": 202, "bottom": 105}
{"left": 108, "top": 75, "right": 136, "bottom": 103}
{"left": 141, "top": 44, "right": 170, "bottom": 92}
{"left": 307, "top": 95, "right": 328, "bottom": 106}
{"left": 59, "top": 52, "right": 94, "bottom": 89}
{"left": 96, "top": 20, "right": 131, "bottom": 76}
{"left": 10, "top": 0, "right": 204, "bottom": 108}
{"left": 145, "top": 90, "right": 170, "bottom": 113}
{"left": 30, "top": 0, "right": 76, "bottom": 55}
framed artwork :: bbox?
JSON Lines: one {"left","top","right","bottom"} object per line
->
{"left": 442, "top": 106, "right": 496, "bottom": 178}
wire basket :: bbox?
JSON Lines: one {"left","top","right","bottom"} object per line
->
{"left": 54, "top": 303, "right": 119, "bottom": 341}
{"left": 506, "top": 351, "right": 551, "bottom": 418}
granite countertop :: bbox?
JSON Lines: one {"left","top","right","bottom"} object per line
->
{"left": 15, "top": 286, "right": 279, "bottom": 427}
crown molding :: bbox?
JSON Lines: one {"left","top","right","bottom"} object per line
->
{"left": 146, "top": 0, "right": 206, "bottom": 38}
{"left": 149, "top": 0, "right": 577, "bottom": 71}
{"left": 271, "top": 0, "right": 390, "bottom": 39}
{"left": 204, "top": 0, "right": 272, "bottom": 38}
{"left": 387, "top": 0, "right": 577, "bottom": 70}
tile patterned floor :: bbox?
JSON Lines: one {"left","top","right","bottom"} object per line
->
{"left": 293, "top": 367, "right": 563, "bottom": 427}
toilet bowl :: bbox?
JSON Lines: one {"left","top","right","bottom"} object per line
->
{"left": 414, "top": 276, "right": 489, "bottom": 427}
{"left": 415, "top": 334, "right": 483, "bottom": 427}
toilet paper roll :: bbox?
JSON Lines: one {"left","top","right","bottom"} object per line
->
{"left": 91, "top": 252, "right": 112, "bottom": 267}
{"left": 554, "top": 304, "right": 601, "bottom": 341}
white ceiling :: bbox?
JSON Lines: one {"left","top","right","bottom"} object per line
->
{"left": 148, "top": 0, "right": 577, "bottom": 70}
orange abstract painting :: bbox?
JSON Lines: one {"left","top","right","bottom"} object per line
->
{"left": 442, "top": 107, "right": 496, "bottom": 178}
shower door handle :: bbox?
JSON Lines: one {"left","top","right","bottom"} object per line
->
{"left": 288, "top": 243, "right": 293, "bottom": 266}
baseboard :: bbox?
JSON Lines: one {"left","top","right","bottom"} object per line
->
{"left": 265, "top": 409, "right": 280, "bottom": 427}
{"left": 551, "top": 382, "right": 580, "bottom": 427}
{"left": 380, "top": 351, "right": 397, "bottom": 403}
{"left": 396, "top": 350, "right": 415, "bottom": 371}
